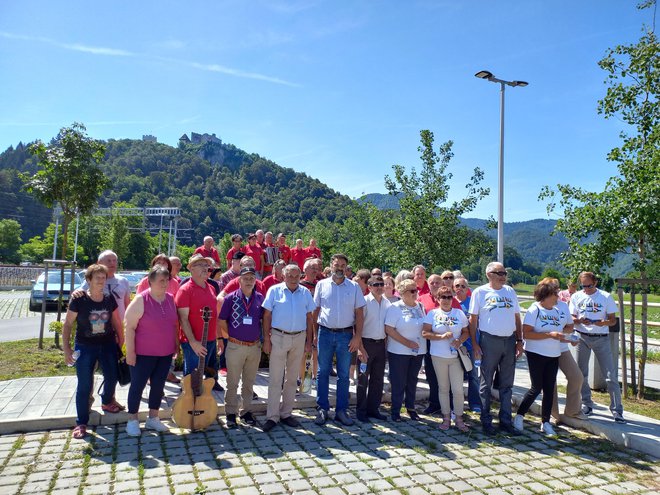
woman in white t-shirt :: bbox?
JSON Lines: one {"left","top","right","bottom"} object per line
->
{"left": 385, "top": 279, "right": 426, "bottom": 422}
{"left": 514, "top": 280, "right": 573, "bottom": 435}
{"left": 422, "top": 286, "right": 470, "bottom": 432}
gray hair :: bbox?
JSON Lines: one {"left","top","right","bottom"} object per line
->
{"left": 283, "top": 263, "right": 301, "bottom": 276}
{"left": 394, "top": 269, "right": 413, "bottom": 286}
{"left": 148, "top": 265, "right": 170, "bottom": 284}
{"left": 413, "top": 265, "right": 426, "bottom": 274}
{"left": 486, "top": 261, "right": 503, "bottom": 274}
{"left": 98, "top": 250, "right": 117, "bottom": 262}
{"left": 452, "top": 270, "right": 464, "bottom": 279}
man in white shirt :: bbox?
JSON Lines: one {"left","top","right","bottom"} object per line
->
{"left": 313, "top": 254, "right": 366, "bottom": 426}
{"left": 262, "top": 264, "right": 315, "bottom": 432}
{"left": 356, "top": 275, "right": 391, "bottom": 422}
{"left": 469, "top": 262, "right": 523, "bottom": 436}
{"left": 570, "top": 271, "right": 623, "bottom": 422}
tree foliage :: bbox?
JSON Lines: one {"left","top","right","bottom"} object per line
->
{"left": 0, "top": 219, "right": 22, "bottom": 264}
{"left": 20, "top": 123, "right": 109, "bottom": 260}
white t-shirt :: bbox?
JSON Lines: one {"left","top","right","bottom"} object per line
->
{"left": 569, "top": 289, "right": 617, "bottom": 335}
{"left": 523, "top": 301, "right": 571, "bottom": 357}
{"left": 362, "top": 294, "right": 391, "bottom": 340}
{"left": 423, "top": 307, "right": 469, "bottom": 358}
{"left": 468, "top": 284, "right": 520, "bottom": 337}
{"left": 385, "top": 301, "right": 425, "bottom": 356}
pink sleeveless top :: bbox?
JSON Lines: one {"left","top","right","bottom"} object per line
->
{"left": 135, "top": 291, "right": 178, "bottom": 356}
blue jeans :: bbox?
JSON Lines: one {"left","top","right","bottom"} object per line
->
{"left": 181, "top": 341, "right": 217, "bottom": 377}
{"left": 316, "top": 327, "right": 352, "bottom": 412}
{"left": 467, "top": 348, "right": 481, "bottom": 409}
{"left": 127, "top": 354, "right": 173, "bottom": 413}
{"left": 75, "top": 341, "right": 118, "bottom": 426}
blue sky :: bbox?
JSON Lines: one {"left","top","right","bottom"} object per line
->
{"left": 0, "top": 1, "right": 652, "bottom": 222}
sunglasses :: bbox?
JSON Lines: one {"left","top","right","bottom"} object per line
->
{"left": 580, "top": 284, "right": 594, "bottom": 289}
{"left": 442, "top": 276, "right": 454, "bottom": 280}
{"left": 439, "top": 295, "right": 453, "bottom": 300}
{"left": 369, "top": 283, "right": 385, "bottom": 287}
{"left": 454, "top": 284, "right": 467, "bottom": 289}
{"left": 488, "top": 271, "right": 508, "bottom": 276}
{"left": 406, "top": 289, "right": 419, "bottom": 294}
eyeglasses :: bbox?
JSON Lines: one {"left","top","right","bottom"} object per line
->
{"left": 369, "top": 283, "right": 385, "bottom": 287}
{"left": 488, "top": 271, "right": 508, "bottom": 276}
{"left": 454, "top": 284, "right": 467, "bottom": 289}
{"left": 406, "top": 289, "right": 418, "bottom": 294}
{"left": 439, "top": 295, "right": 453, "bottom": 300}
{"left": 442, "top": 276, "right": 454, "bottom": 280}
{"left": 580, "top": 284, "right": 594, "bottom": 289}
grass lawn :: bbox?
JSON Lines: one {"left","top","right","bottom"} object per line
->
{"left": 0, "top": 338, "right": 75, "bottom": 382}
{"left": 557, "top": 384, "right": 660, "bottom": 420}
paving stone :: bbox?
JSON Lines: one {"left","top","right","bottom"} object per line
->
{"left": 260, "top": 482, "right": 289, "bottom": 494}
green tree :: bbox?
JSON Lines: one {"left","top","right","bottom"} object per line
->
{"left": 540, "top": 1, "right": 659, "bottom": 398}
{"left": 379, "top": 130, "right": 490, "bottom": 272}
{"left": 20, "top": 122, "right": 109, "bottom": 260}
{"left": 0, "top": 219, "right": 22, "bottom": 264}
{"left": 101, "top": 212, "right": 130, "bottom": 268}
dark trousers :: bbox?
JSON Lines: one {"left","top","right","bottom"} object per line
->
{"left": 388, "top": 352, "right": 424, "bottom": 415}
{"left": 357, "top": 338, "right": 386, "bottom": 416}
{"left": 127, "top": 354, "right": 173, "bottom": 414}
{"left": 75, "top": 341, "right": 118, "bottom": 426}
{"left": 218, "top": 338, "right": 228, "bottom": 369}
{"left": 517, "top": 351, "right": 559, "bottom": 423}
{"left": 479, "top": 332, "right": 516, "bottom": 427}
{"left": 425, "top": 340, "right": 440, "bottom": 409}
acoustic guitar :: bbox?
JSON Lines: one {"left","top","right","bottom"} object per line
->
{"left": 172, "top": 306, "right": 218, "bottom": 430}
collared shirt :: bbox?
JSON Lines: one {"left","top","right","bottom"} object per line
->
{"left": 262, "top": 282, "right": 316, "bottom": 332}
{"left": 219, "top": 288, "right": 264, "bottom": 342}
{"left": 362, "top": 293, "right": 391, "bottom": 339}
{"left": 174, "top": 280, "right": 218, "bottom": 342}
{"left": 314, "top": 277, "right": 366, "bottom": 328}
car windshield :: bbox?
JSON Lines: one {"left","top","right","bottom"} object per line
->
{"left": 37, "top": 272, "right": 81, "bottom": 285}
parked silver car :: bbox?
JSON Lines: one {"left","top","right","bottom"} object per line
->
{"left": 29, "top": 271, "right": 84, "bottom": 312}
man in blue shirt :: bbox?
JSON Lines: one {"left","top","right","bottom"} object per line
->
{"left": 262, "top": 264, "right": 316, "bottom": 432}
{"left": 219, "top": 267, "right": 264, "bottom": 428}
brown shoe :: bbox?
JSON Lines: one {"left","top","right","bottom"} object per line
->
{"left": 166, "top": 371, "right": 181, "bottom": 384}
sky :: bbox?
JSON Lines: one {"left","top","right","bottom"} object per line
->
{"left": 0, "top": 1, "right": 653, "bottom": 222}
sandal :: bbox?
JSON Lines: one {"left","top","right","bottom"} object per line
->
{"left": 455, "top": 419, "right": 470, "bottom": 432}
{"left": 439, "top": 416, "right": 451, "bottom": 431}
{"left": 72, "top": 425, "right": 87, "bottom": 439}
{"left": 101, "top": 401, "right": 125, "bottom": 413}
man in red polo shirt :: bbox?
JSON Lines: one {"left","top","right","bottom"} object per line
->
{"left": 243, "top": 233, "right": 265, "bottom": 279}
{"left": 263, "top": 260, "right": 286, "bottom": 293}
{"left": 290, "top": 239, "right": 307, "bottom": 269}
{"left": 194, "top": 236, "right": 221, "bottom": 267}
{"left": 175, "top": 254, "right": 224, "bottom": 391}
{"left": 276, "top": 233, "right": 291, "bottom": 264}
{"left": 413, "top": 265, "right": 430, "bottom": 296}
{"left": 225, "top": 234, "right": 244, "bottom": 269}
{"left": 305, "top": 238, "right": 322, "bottom": 261}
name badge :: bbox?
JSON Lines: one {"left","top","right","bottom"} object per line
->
{"left": 243, "top": 316, "right": 253, "bottom": 325}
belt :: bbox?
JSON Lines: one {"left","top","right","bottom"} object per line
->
{"left": 228, "top": 336, "right": 260, "bottom": 346}
{"left": 272, "top": 328, "right": 305, "bottom": 335}
{"left": 577, "top": 331, "right": 608, "bottom": 337}
{"left": 320, "top": 325, "right": 354, "bottom": 334}
{"left": 481, "top": 332, "right": 515, "bottom": 339}
{"left": 362, "top": 337, "right": 385, "bottom": 342}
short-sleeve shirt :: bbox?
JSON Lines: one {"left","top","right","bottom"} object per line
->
{"left": 135, "top": 276, "right": 180, "bottom": 296}
{"left": 82, "top": 274, "right": 130, "bottom": 321}
{"left": 419, "top": 293, "right": 461, "bottom": 313}
{"left": 263, "top": 283, "right": 316, "bottom": 332}
{"left": 223, "top": 277, "right": 265, "bottom": 296}
{"left": 523, "top": 302, "right": 571, "bottom": 357}
{"left": 290, "top": 248, "right": 307, "bottom": 269}
{"left": 70, "top": 293, "right": 118, "bottom": 345}
{"left": 243, "top": 244, "right": 264, "bottom": 271}
{"left": 305, "top": 246, "right": 321, "bottom": 260}
{"left": 175, "top": 280, "right": 218, "bottom": 342}
{"left": 314, "top": 277, "right": 366, "bottom": 329}
{"left": 278, "top": 245, "right": 291, "bottom": 264}
{"left": 569, "top": 289, "right": 618, "bottom": 335}
{"left": 385, "top": 301, "right": 425, "bottom": 356}
{"left": 469, "top": 284, "right": 520, "bottom": 337}
{"left": 226, "top": 246, "right": 244, "bottom": 264}
{"left": 362, "top": 294, "right": 391, "bottom": 340}
{"left": 219, "top": 289, "right": 264, "bottom": 342}
{"left": 218, "top": 269, "right": 240, "bottom": 292}
{"left": 423, "top": 307, "right": 468, "bottom": 358}
{"left": 262, "top": 274, "right": 281, "bottom": 293}
{"left": 194, "top": 246, "right": 221, "bottom": 265}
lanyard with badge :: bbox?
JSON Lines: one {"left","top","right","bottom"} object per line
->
{"left": 242, "top": 294, "right": 253, "bottom": 325}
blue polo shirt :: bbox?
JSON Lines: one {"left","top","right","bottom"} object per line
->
{"left": 219, "top": 288, "right": 264, "bottom": 342}
{"left": 262, "top": 282, "right": 316, "bottom": 332}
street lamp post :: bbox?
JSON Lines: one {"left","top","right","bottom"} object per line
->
{"left": 475, "top": 70, "right": 528, "bottom": 264}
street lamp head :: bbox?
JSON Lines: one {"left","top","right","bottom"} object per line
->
{"left": 512, "top": 80, "right": 529, "bottom": 87}
{"left": 475, "top": 70, "right": 493, "bottom": 79}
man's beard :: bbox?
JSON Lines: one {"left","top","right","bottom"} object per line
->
{"left": 332, "top": 270, "right": 345, "bottom": 280}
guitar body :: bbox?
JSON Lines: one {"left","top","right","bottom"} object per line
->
{"left": 172, "top": 375, "right": 218, "bottom": 431}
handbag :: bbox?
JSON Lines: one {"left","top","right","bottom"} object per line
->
{"left": 116, "top": 347, "right": 131, "bottom": 386}
{"left": 457, "top": 345, "right": 473, "bottom": 372}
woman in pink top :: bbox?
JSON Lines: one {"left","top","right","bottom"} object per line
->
{"left": 135, "top": 254, "right": 180, "bottom": 296}
{"left": 124, "top": 266, "right": 179, "bottom": 436}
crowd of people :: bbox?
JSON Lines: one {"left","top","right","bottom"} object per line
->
{"left": 62, "top": 234, "right": 624, "bottom": 440}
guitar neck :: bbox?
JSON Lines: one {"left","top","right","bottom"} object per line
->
{"left": 193, "top": 306, "right": 212, "bottom": 395}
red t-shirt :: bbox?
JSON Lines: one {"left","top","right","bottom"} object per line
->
{"left": 278, "top": 244, "right": 291, "bottom": 264}
{"left": 226, "top": 246, "right": 244, "bottom": 264}
{"left": 194, "top": 246, "right": 221, "bottom": 265}
{"left": 419, "top": 293, "right": 461, "bottom": 313}
{"left": 417, "top": 281, "right": 430, "bottom": 296}
{"left": 305, "top": 246, "right": 321, "bottom": 260}
{"left": 174, "top": 280, "right": 218, "bottom": 342}
{"left": 290, "top": 248, "right": 307, "bottom": 269}
{"left": 243, "top": 244, "right": 264, "bottom": 271}
{"left": 222, "top": 277, "right": 265, "bottom": 296}
{"left": 262, "top": 275, "right": 281, "bottom": 293}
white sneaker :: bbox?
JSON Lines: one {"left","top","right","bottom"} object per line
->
{"left": 513, "top": 414, "right": 524, "bottom": 432}
{"left": 540, "top": 422, "right": 556, "bottom": 435}
{"left": 126, "top": 419, "right": 141, "bottom": 437}
{"left": 145, "top": 417, "right": 169, "bottom": 433}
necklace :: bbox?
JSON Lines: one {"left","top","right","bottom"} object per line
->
{"left": 150, "top": 291, "right": 169, "bottom": 318}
